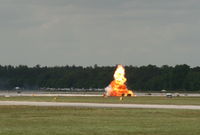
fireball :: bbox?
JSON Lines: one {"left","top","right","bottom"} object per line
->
{"left": 105, "top": 65, "right": 135, "bottom": 96}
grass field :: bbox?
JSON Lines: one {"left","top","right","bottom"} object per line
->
{"left": 0, "top": 106, "right": 199, "bottom": 135}
{"left": 0, "top": 96, "right": 200, "bottom": 105}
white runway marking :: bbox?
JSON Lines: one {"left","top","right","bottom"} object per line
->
{"left": 0, "top": 101, "right": 200, "bottom": 110}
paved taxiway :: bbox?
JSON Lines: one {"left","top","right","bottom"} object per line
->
{"left": 0, "top": 101, "right": 200, "bottom": 110}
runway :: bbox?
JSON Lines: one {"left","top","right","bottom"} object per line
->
{"left": 1, "top": 91, "right": 200, "bottom": 97}
{"left": 0, "top": 101, "right": 200, "bottom": 110}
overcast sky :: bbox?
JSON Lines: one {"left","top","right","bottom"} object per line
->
{"left": 0, "top": 0, "right": 200, "bottom": 67}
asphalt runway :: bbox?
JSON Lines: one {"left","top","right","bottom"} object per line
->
{"left": 1, "top": 91, "right": 200, "bottom": 97}
{"left": 0, "top": 101, "right": 200, "bottom": 110}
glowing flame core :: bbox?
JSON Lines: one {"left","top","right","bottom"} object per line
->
{"left": 113, "top": 65, "right": 126, "bottom": 85}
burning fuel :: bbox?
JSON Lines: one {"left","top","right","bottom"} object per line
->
{"left": 105, "top": 65, "right": 135, "bottom": 97}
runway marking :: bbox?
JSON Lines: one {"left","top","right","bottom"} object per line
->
{"left": 0, "top": 101, "right": 200, "bottom": 110}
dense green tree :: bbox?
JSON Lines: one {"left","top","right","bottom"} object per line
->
{"left": 0, "top": 64, "right": 199, "bottom": 91}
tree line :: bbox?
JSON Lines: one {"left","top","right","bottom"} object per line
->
{"left": 0, "top": 64, "right": 199, "bottom": 91}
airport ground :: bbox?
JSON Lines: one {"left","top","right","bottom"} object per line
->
{"left": 0, "top": 92, "right": 200, "bottom": 135}
{"left": 0, "top": 105, "right": 200, "bottom": 135}
{"left": 1, "top": 90, "right": 200, "bottom": 97}
{"left": 0, "top": 94, "right": 200, "bottom": 105}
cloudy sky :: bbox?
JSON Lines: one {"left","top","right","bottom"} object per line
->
{"left": 0, "top": 0, "right": 200, "bottom": 67}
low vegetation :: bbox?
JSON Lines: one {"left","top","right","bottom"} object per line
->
{"left": 0, "top": 106, "right": 199, "bottom": 135}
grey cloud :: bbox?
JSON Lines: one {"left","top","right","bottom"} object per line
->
{"left": 0, "top": 0, "right": 200, "bottom": 67}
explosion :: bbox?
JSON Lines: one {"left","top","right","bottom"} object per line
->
{"left": 105, "top": 65, "right": 135, "bottom": 96}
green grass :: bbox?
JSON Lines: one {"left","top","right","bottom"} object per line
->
{"left": 0, "top": 96, "right": 200, "bottom": 105}
{"left": 0, "top": 106, "right": 199, "bottom": 135}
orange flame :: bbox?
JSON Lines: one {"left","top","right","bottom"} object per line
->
{"left": 105, "top": 65, "right": 135, "bottom": 96}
